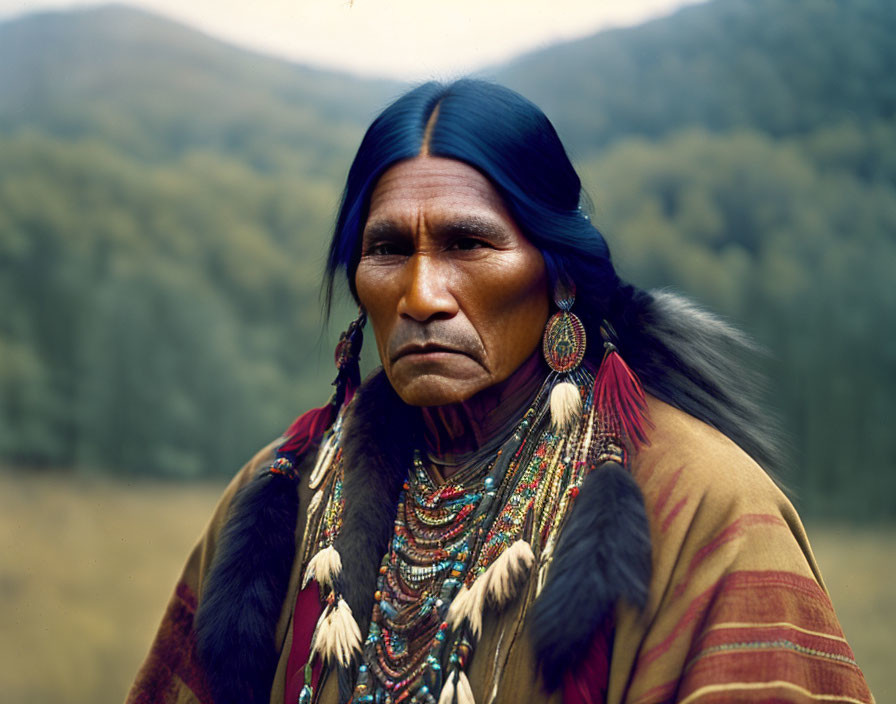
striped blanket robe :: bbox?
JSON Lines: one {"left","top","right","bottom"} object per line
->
{"left": 126, "top": 396, "right": 873, "bottom": 703}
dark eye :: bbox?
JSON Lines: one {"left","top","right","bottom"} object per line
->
{"left": 449, "top": 237, "right": 488, "bottom": 251}
{"left": 366, "top": 241, "right": 408, "bottom": 257}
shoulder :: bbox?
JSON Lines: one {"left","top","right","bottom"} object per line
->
{"left": 229, "top": 438, "right": 284, "bottom": 491}
{"left": 629, "top": 396, "right": 824, "bottom": 602}
{"left": 632, "top": 395, "right": 788, "bottom": 525}
{"left": 612, "top": 400, "right": 873, "bottom": 704}
{"left": 209, "top": 437, "right": 285, "bottom": 527}
{"left": 181, "top": 438, "right": 284, "bottom": 594}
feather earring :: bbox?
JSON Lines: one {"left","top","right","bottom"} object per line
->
{"left": 332, "top": 307, "right": 366, "bottom": 407}
{"left": 543, "top": 284, "right": 587, "bottom": 430}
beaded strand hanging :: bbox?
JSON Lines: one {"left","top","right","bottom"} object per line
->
{"left": 301, "top": 369, "right": 615, "bottom": 704}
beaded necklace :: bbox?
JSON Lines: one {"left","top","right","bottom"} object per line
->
{"left": 354, "top": 453, "right": 490, "bottom": 703}
{"left": 301, "top": 370, "right": 603, "bottom": 704}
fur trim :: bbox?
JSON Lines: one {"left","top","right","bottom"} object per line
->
{"left": 531, "top": 461, "right": 651, "bottom": 691}
{"left": 332, "top": 370, "right": 422, "bottom": 699}
{"left": 195, "top": 470, "right": 301, "bottom": 704}
{"left": 620, "top": 289, "right": 782, "bottom": 478}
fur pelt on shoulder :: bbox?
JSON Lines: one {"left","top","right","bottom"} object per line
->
{"left": 621, "top": 289, "right": 781, "bottom": 478}
{"left": 195, "top": 470, "right": 301, "bottom": 704}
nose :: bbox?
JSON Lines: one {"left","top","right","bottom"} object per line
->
{"left": 396, "top": 253, "right": 459, "bottom": 322}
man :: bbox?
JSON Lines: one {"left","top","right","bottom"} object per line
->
{"left": 128, "top": 80, "right": 872, "bottom": 704}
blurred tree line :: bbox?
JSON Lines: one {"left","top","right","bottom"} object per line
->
{"left": 0, "top": 1, "right": 893, "bottom": 519}
{"left": 0, "top": 135, "right": 344, "bottom": 477}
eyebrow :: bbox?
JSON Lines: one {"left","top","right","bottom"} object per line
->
{"left": 362, "top": 215, "right": 512, "bottom": 245}
{"left": 361, "top": 220, "right": 404, "bottom": 244}
{"left": 432, "top": 216, "right": 510, "bottom": 242}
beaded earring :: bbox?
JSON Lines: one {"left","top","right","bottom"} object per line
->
{"left": 542, "top": 283, "right": 587, "bottom": 430}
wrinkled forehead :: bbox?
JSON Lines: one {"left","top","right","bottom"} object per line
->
{"left": 364, "top": 156, "right": 519, "bottom": 235}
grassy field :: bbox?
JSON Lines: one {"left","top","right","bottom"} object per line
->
{"left": 0, "top": 470, "right": 891, "bottom": 703}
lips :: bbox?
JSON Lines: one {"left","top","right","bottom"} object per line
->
{"left": 391, "top": 342, "right": 467, "bottom": 362}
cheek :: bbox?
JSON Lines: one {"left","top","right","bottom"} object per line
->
{"left": 474, "top": 257, "right": 550, "bottom": 351}
{"left": 355, "top": 265, "right": 395, "bottom": 356}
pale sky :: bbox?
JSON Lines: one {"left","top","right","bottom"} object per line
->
{"left": 0, "top": 0, "right": 706, "bottom": 80}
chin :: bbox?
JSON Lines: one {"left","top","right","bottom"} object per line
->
{"left": 389, "top": 374, "right": 484, "bottom": 408}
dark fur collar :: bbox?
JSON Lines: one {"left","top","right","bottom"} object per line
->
{"left": 195, "top": 470, "right": 301, "bottom": 704}
{"left": 196, "top": 369, "right": 650, "bottom": 699}
{"left": 332, "top": 372, "right": 422, "bottom": 698}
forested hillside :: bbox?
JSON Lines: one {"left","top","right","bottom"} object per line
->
{"left": 492, "top": 0, "right": 896, "bottom": 154}
{"left": 1, "top": 1, "right": 893, "bottom": 518}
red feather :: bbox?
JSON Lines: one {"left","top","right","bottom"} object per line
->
{"left": 594, "top": 348, "right": 651, "bottom": 450}
{"left": 279, "top": 403, "right": 337, "bottom": 456}
{"left": 279, "top": 368, "right": 361, "bottom": 458}
{"left": 562, "top": 619, "right": 612, "bottom": 704}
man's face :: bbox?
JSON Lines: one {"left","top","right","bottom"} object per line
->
{"left": 355, "top": 156, "right": 549, "bottom": 407}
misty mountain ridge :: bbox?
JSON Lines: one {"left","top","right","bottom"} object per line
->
{"left": 1, "top": 0, "right": 894, "bottom": 165}
{"left": 0, "top": 4, "right": 402, "bottom": 172}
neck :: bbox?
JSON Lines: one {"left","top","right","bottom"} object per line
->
{"left": 421, "top": 352, "right": 546, "bottom": 477}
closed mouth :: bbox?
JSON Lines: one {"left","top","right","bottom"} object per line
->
{"left": 392, "top": 343, "right": 467, "bottom": 362}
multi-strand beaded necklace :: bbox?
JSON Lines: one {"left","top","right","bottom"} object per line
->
{"left": 355, "top": 453, "right": 491, "bottom": 703}
{"left": 299, "top": 369, "right": 608, "bottom": 704}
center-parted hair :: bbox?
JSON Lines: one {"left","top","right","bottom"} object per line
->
{"left": 325, "top": 79, "right": 620, "bottom": 363}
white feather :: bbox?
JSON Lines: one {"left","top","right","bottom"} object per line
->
{"left": 309, "top": 597, "right": 362, "bottom": 666}
{"left": 308, "top": 434, "right": 338, "bottom": 489}
{"left": 446, "top": 577, "right": 488, "bottom": 639}
{"left": 535, "top": 535, "right": 556, "bottom": 598}
{"left": 550, "top": 381, "right": 582, "bottom": 431}
{"left": 307, "top": 487, "right": 324, "bottom": 518}
{"left": 332, "top": 598, "right": 363, "bottom": 665}
{"left": 309, "top": 605, "right": 333, "bottom": 661}
{"left": 302, "top": 544, "right": 342, "bottom": 589}
{"left": 484, "top": 540, "right": 535, "bottom": 607}
{"left": 455, "top": 670, "right": 475, "bottom": 704}
{"left": 438, "top": 672, "right": 456, "bottom": 704}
